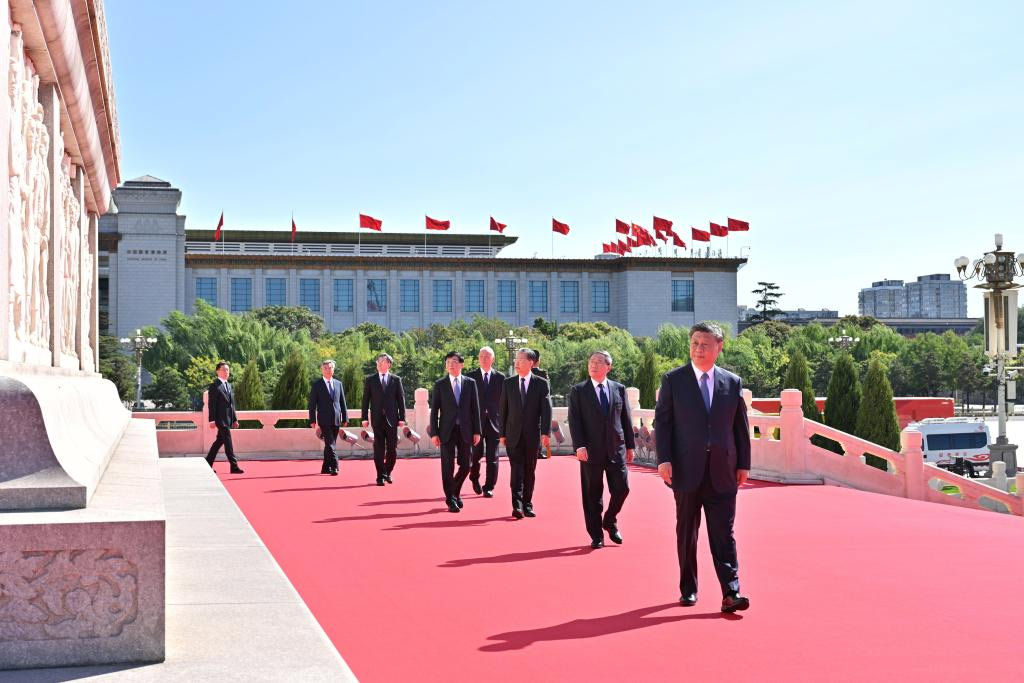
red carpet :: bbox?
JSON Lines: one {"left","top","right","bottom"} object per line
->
{"left": 217, "top": 457, "right": 1024, "bottom": 682}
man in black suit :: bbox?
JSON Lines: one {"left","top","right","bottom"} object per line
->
{"left": 532, "top": 352, "right": 550, "bottom": 459}
{"left": 499, "top": 348, "right": 552, "bottom": 519}
{"left": 206, "top": 361, "right": 244, "bottom": 474}
{"left": 467, "top": 346, "right": 505, "bottom": 497}
{"left": 655, "top": 321, "right": 751, "bottom": 613}
{"left": 308, "top": 359, "right": 348, "bottom": 476}
{"left": 429, "top": 352, "right": 482, "bottom": 512}
{"left": 361, "top": 353, "right": 406, "bottom": 486}
{"left": 567, "top": 351, "right": 635, "bottom": 548}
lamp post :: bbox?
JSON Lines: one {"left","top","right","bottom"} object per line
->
{"left": 955, "top": 233, "right": 1024, "bottom": 472}
{"left": 495, "top": 330, "right": 528, "bottom": 375}
{"left": 827, "top": 328, "right": 860, "bottom": 351}
{"left": 120, "top": 328, "right": 158, "bottom": 410}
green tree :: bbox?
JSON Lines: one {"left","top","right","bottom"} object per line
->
{"left": 749, "top": 282, "right": 783, "bottom": 323}
{"left": 271, "top": 351, "right": 309, "bottom": 410}
{"left": 720, "top": 329, "right": 787, "bottom": 397}
{"left": 184, "top": 355, "right": 221, "bottom": 405}
{"left": 533, "top": 317, "right": 558, "bottom": 338}
{"left": 250, "top": 305, "right": 326, "bottom": 339}
{"left": 97, "top": 335, "right": 135, "bottom": 403}
{"left": 855, "top": 356, "right": 901, "bottom": 470}
{"left": 743, "top": 320, "right": 793, "bottom": 347}
{"left": 142, "top": 367, "right": 189, "bottom": 410}
{"left": 342, "top": 322, "right": 397, "bottom": 352}
{"left": 636, "top": 341, "right": 657, "bottom": 409}
{"left": 823, "top": 351, "right": 861, "bottom": 458}
{"left": 235, "top": 360, "right": 266, "bottom": 410}
{"left": 783, "top": 348, "right": 820, "bottom": 421}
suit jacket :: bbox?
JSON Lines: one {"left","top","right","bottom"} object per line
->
{"left": 429, "top": 374, "right": 482, "bottom": 444}
{"left": 567, "top": 379, "right": 635, "bottom": 466}
{"left": 207, "top": 379, "right": 237, "bottom": 428}
{"left": 654, "top": 364, "right": 751, "bottom": 494}
{"left": 467, "top": 368, "right": 505, "bottom": 438}
{"left": 360, "top": 372, "right": 406, "bottom": 428}
{"left": 532, "top": 368, "right": 548, "bottom": 380}
{"left": 498, "top": 374, "right": 552, "bottom": 453}
{"left": 308, "top": 377, "right": 348, "bottom": 428}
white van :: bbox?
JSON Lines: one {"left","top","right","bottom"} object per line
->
{"left": 906, "top": 418, "right": 990, "bottom": 476}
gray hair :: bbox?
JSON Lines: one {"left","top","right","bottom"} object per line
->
{"left": 690, "top": 321, "right": 724, "bottom": 342}
{"left": 321, "top": 359, "right": 337, "bottom": 369}
{"left": 589, "top": 350, "right": 613, "bottom": 366}
{"left": 478, "top": 346, "right": 495, "bottom": 357}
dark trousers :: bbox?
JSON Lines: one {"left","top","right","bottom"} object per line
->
{"left": 372, "top": 423, "right": 399, "bottom": 477}
{"left": 206, "top": 426, "right": 238, "bottom": 467}
{"left": 580, "top": 460, "right": 629, "bottom": 541}
{"left": 320, "top": 424, "right": 340, "bottom": 473}
{"left": 440, "top": 437, "right": 472, "bottom": 500}
{"left": 508, "top": 441, "right": 539, "bottom": 511}
{"left": 673, "top": 466, "right": 740, "bottom": 597}
{"left": 471, "top": 434, "right": 500, "bottom": 491}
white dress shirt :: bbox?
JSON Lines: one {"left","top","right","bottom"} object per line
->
{"left": 691, "top": 363, "right": 717, "bottom": 408}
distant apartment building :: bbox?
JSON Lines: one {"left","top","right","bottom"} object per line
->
{"left": 859, "top": 275, "right": 967, "bottom": 319}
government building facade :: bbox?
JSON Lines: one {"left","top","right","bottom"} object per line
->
{"left": 99, "top": 177, "right": 745, "bottom": 339}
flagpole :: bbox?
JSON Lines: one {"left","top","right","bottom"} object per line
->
{"left": 550, "top": 221, "right": 553, "bottom": 259}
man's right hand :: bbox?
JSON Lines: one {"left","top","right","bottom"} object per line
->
{"left": 499, "top": 437, "right": 506, "bottom": 446}
{"left": 431, "top": 436, "right": 441, "bottom": 448}
{"left": 309, "top": 422, "right": 317, "bottom": 429}
{"left": 208, "top": 422, "right": 216, "bottom": 430}
{"left": 658, "top": 462, "right": 673, "bottom": 486}
{"left": 361, "top": 420, "right": 369, "bottom": 428}
{"left": 576, "top": 447, "right": 588, "bottom": 462}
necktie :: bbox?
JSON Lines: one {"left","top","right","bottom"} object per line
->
{"left": 700, "top": 373, "right": 712, "bottom": 412}
{"left": 520, "top": 377, "right": 527, "bottom": 405}
{"left": 598, "top": 383, "right": 609, "bottom": 415}
{"left": 454, "top": 377, "right": 461, "bottom": 405}
{"left": 327, "top": 380, "right": 334, "bottom": 401}
{"left": 483, "top": 372, "right": 489, "bottom": 389}
{"left": 381, "top": 374, "right": 387, "bottom": 388}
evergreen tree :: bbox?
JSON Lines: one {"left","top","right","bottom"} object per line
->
{"left": 749, "top": 282, "right": 783, "bottom": 323}
{"left": 636, "top": 341, "right": 657, "bottom": 409}
{"left": 824, "top": 351, "right": 861, "bottom": 434}
{"left": 142, "top": 367, "right": 189, "bottom": 410}
{"left": 783, "top": 348, "right": 820, "bottom": 421}
{"left": 97, "top": 335, "right": 136, "bottom": 403}
{"left": 855, "top": 356, "right": 901, "bottom": 470}
{"left": 235, "top": 360, "right": 266, "bottom": 410}
{"left": 271, "top": 351, "right": 309, "bottom": 410}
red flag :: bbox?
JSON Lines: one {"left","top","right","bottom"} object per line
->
{"left": 709, "top": 222, "right": 728, "bottom": 237}
{"left": 615, "top": 219, "right": 630, "bottom": 235}
{"left": 490, "top": 216, "right": 506, "bottom": 233}
{"left": 359, "top": 213, "right": 382, "bottom": 231}
{"left": 618, "top": 239, "right": 631, "bottom": 253}
{"left": 602, "top": 243, "right": 613, "bottom": 254}
{"left": 291, "top": 217, "right": 297, "bottom": 242}
{"left": 672, "top": 233, "right": 686, "bottom": 248}
{"left": 629, "top": 236, "right": 641, "bottom": 248}
{"left": 653, "top": 216, "right": 674, "bottom": 234}
{"left": 727, "top": 217, "right": 750, "bottom": 231}
{"left": 552, "top": 218, "right": 570, "bottom": 235}
{"left": 691, "top": 227, "right": 710, "bottom": 242}
{"left": 426, "top": 215, "right": 450, "bottom": 231}
{"left": 631, "top": 223, "right": 655, "bottom": 246}
{"left": 212, "top": 212, "right": 224, "bottom": 242}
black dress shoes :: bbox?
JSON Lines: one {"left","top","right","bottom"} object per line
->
{"left": 602, "top": 522, "right": 623, "bottom": 544}
{"left": 524, "top": 506, "right": 536, "bottom": 518}
{"left": 679, "top": 593, "right": 697, "bottom": 606}
{"left": 384, "top": 474, "right": 393, "bottom": 484}
{"left": 721, "top": 593, "right": 750, "bottom": 613}
{"left": 446, "top": 498, "right": 460, "bottom": 513}
{"left": 455, "top": 497, "right": 464, "bottom": 509}
{"left": 330, "top": 468, "right": 338, "bottom": 476}
{"left": 482, "top": 489, "right": 494, "bottom": 498}
{"left": 590, "top": 538, "right": 604, "bottom": 549}
{"left": 471, "top": 480, "right": 482, "bottom": 495}
{"left": 376, "top": 477, "right": 385, "bottom": 486}
{"left": 229, "top": 466, "right": 245, "bottom": 474}
{"left": 512, "top": 508, "right": 524, "bottom": 519}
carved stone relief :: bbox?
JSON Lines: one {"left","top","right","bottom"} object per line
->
{"left": 0, "top": 549, "right": 139, "bottom": 641}
{"left": 59, "top": 156, "right": 80, "bottom": 357}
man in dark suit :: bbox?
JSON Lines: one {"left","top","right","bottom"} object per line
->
{"left": 361, "top": 353, "right": 406, "bottom": 486}
{"left": 567, "top": 351, "right": 635, "bottom": 548}
{"left": 532, "top": 353, "right": 550, "bottom": 459}
{"left": 655, "top": 321, "right": 751, "bottom": 613}
{"left": 467, "top": 346, "right": 505, "bottom": 497}
{"left": 206, "top": 361, "right": 244, "bottom": 474}
{"left": 499, "top": 348, "right": 552, "bottom": 519}
{"left": 308, "top": 359, "right": 348, "bottom": 476}
{"left": 429, "top": 352, "right": 482, "bottom": 512}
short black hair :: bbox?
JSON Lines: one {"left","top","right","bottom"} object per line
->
{"left": 375, "top": 353, "right": 394, "bottom": 365}
{"left": 516, "top": 347, "right": 539, "bottom": 363}
{"left": 690, "top": 321, "right": 724, "bottom": 342}
{"left": 215, "top": 361, "right": 230, "bottom": 371}
{"left": 444, "top": 351, "right": 464, "bottom": 363}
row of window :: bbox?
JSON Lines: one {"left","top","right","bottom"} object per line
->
{"left": 198, "top": 277, "right": 694, "bottom": 314}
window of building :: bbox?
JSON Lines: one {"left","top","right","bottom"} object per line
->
{"left": 433, "top": 280, "right": 453, "bottom": 312}
{"left": 266, "top": 278, "right": 287, "bottom": 307}
{"left": 672, "top": 280, "right": 694, "bottom": 312}
{"left": 560, "top": 281, "right": 579, "bottom": 313}
{"left": 497, "top": 280, "right": 517, "bottom": 313}
{"left": 333, "top": 279, "right": 353, "bottom": 312}
{"left": 230, "top": 278, "right": 252, "bottom": 312}
{"left": 300, "top": 278, "right": 321, "bottom": 311}
{"left": 465, "top": 280, "right": 485, "bottom": 313}
{"left": 529, "top": 281, "right": 548, "bottom": 313}
{"left": 592, "top": 281, "right": 610, "bottom": 313}
{"left": 367, "top": 279, "right": 387, "bottom": 312}
{"left": 400, "top": 279, "right": 420, "bottom": 312}
{"left": 196, "top": 277, "right": 217, "bottom": 306}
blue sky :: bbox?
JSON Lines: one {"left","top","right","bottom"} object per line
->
{"left": 106, "top": 1, "right": 1023, "bottom": 315}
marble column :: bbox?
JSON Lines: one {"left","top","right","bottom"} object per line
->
{"left": 0, "top": 16, "right": 12, "bottom": 363}
{"left": 40, "top": 82, "right": 62, "bottom": 368}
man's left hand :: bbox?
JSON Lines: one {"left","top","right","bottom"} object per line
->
{"left": 232, "top": 421, "right": 239, "bottom": 429}
{"left": 473, "top": 434, "right": 481, "bottom": 446}
{"left": 541, "top": 435, "right": 550, "bottom": 449}
{"left": 737, "top": 469, "right": 750, "bottom": 486}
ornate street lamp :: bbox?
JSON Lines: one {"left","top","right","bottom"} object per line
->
{"left": 955, "top": 233, "right": 1024, "bottom": 472}
{"left": 120, "top": 328, "right": 158, "bottom": 410}
{"left": 828, "top": 329, "right": 860, "bottom": 350}
{"left": 495, "top": 329, "right": 528, "bottom": 375}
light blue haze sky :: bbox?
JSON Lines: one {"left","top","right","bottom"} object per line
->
{"left": 106, "top": 1, "right": 1023, "bottom": 316}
